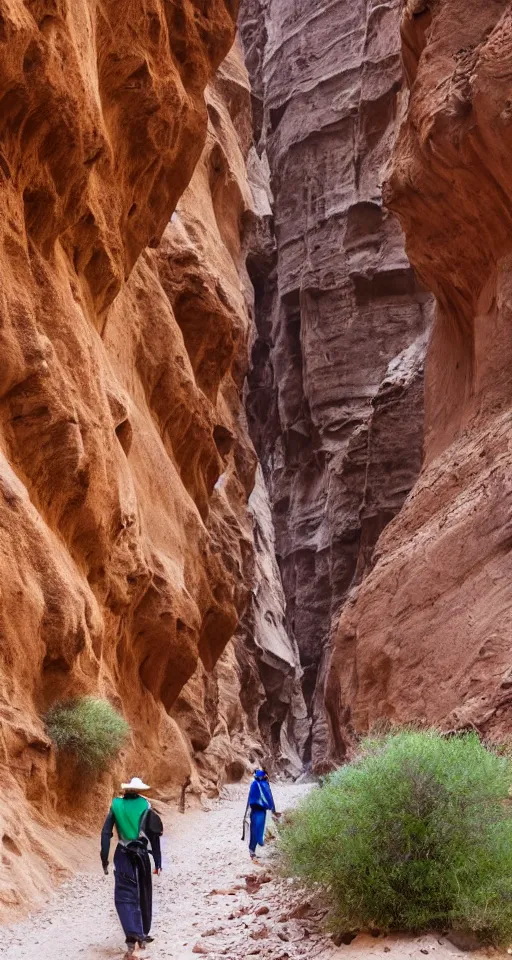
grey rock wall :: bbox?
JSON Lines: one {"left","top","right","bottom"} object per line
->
{"left": 241, "top": 0, "right": 432, "bottom": 767}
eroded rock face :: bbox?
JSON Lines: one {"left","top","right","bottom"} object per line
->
{"left": 327, "top": 1, "right": 512, "bottom": 757}
{"left": 241, "top": 0, "right": 430, "bottom": 767}
{"left": 165, "top": 49, "right": 305, "bottom": 794}
{"left": 235, "top": 466, "right": 309, "bottom": 777}
{"left": 0, "top": 0, "right": 283, "bottom": 917}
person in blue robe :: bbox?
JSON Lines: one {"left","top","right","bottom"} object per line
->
{"left": 245, "top": 768, "right": 278, "bottom": 861}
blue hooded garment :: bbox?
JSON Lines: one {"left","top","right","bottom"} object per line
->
{"left": 248, "top": 770, "right": 275, "bottom": 811}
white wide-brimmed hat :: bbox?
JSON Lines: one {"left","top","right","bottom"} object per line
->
{"left": 121, "top": 777, "right": 150, "bottom": 791}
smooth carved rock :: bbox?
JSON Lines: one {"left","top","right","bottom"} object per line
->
{"left": 240, "top": 0, "right": 431, "bottom": 767}
{"left": 0, "top": 0, "right": 293, "bottom": 919}
{"left": 327, "top": 1, "right": 512, "bottom": 756}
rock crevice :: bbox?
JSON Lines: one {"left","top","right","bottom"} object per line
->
{"left": 240, "top": 0, "right": 431, "bottom": 767}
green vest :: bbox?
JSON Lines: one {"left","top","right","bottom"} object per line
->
{"left": 111, "top": 796, "right": 149, "bottom": 842}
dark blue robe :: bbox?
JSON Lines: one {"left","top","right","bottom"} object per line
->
{"left": 247, "top": 774, "right": 275, "bottom": 855}
{"left": 113, "top": 841, "right": 153, "bottom": 943}
{"left": 101, "top": 797, "right": 163, "bottom": 945}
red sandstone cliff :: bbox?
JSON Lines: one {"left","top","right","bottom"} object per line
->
{"left": 7, "top": 0, "right": 509, "bottom": 922}
{"left": 241, "top": 0, "right": 431, "bottom": 768}
{"left": 327, "top": 0, "right": 512, "bottom": 757}
{"left": 0, "top": 0, "right": 301, "bottom": 918}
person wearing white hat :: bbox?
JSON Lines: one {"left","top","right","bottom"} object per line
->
{"left": 101, "top": 777, "right": 163, "bottom": 957}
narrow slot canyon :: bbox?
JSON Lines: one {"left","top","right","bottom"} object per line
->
{"left": 1, "top": 0, "right": 512, "bottom": 957}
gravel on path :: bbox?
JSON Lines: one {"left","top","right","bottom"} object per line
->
{"left": 2, "top": 784, "right": 499, "bottom": 960}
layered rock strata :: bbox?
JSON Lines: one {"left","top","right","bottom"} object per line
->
{"left": 0, "top": 0, "right": 299, "bottom": 918}
{"left": 241, "top": 0, "right": 430, "bottom": 766}
{"left": 327, "top": 0, "right": 512, "bottom": 756}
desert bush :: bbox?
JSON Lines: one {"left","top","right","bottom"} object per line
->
{"left": 45, "top": 696, "right": 130, "bottom": 771}
{"left": 280, "top": 730, "right": 512, "bottom": 943}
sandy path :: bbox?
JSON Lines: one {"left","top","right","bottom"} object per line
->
{"left": 2, "top": 784, "right": 498, "bottom": 960}
{"left": 2, "top": 784, "right": 300, "bottom": 959}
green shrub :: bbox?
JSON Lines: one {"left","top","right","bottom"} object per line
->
{"left": 45, "top": 696, "right": 130, "bottom": 771}
{"left": 280, "top": 730, "right": 512, "bottom": 944}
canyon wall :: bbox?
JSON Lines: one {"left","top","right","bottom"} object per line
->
{"left": 241, "top": 0, "right": 431, "bottom": 767}
{"left": 235, "top": 466, "right": 308, "bottom": 778}
{"left": 327, "top": 0, "right": 512, "bottom": 756}
{"left": 0, "top": 0, "right": 301, "bottom": 918}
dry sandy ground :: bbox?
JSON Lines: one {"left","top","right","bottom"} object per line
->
{"left": 1, "top": 784, "right": 502, "bottom": 960}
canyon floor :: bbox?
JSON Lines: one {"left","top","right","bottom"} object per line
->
{"left": 2, "top": 784, "right": 499, "bottom": 960}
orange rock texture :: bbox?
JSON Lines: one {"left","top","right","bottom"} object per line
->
{"left": 327, "top": 0, "right": 512, "bottom": 757}
{"left": 0, "top": 0, "right": 294, "bottom": 918}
